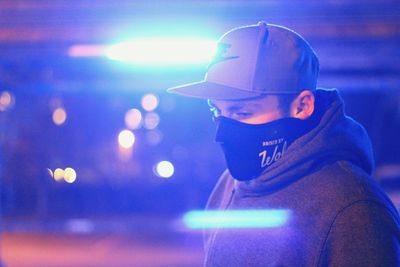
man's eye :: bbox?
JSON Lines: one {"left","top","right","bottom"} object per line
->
{"left": 234, "top": 112, "right": 251, "bottom": 118}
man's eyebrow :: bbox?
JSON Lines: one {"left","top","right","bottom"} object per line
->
{"left": 208, "top": 100, "right": 253, "bottom": 112}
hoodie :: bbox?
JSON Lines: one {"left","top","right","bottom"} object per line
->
{"left": 204, "top": 89, "right": 400, "bottom": 266}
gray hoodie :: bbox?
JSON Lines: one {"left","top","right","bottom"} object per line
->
{"left": 204, "top": 89, "right": 400, "bottom": 266}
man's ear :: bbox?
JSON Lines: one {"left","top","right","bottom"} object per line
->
{"left": 290, "top": 90, "right": 315, "bottom": 120}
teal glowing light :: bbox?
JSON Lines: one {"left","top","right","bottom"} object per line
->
{"left": 106, "top": 37, "right": 217, "bottom": 66}
{"left": 183, "top": 209, "right": 290, "bottom": 229}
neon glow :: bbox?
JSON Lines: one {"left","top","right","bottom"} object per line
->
{"left": 183, "top": 209, "right": 290, "bottom": 229}
{"left": 106, "top": 37, "right": 217, "bottom": 66}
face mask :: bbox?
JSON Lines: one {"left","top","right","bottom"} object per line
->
{"left": 215, "top": 116, "right": 316, "bottom": 181}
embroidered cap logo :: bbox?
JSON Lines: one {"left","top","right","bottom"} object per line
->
{"left": 207, "top": 43, "right": 239, "bottom": 69}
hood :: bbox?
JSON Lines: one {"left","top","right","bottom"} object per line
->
{"left": 236, "top": 88, "right": 375, "bottom": 194}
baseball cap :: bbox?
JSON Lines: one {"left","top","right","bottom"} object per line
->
{"left": 167, "top": 21, "right": 319, "bottom": 100}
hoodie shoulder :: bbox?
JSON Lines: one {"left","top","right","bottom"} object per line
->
{"left": 317, "top": 199, "right": 400, "bottom": 266}
{"left": 308, "top": 160, "right": 397, "bottom": 217}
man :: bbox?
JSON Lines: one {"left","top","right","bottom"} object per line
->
{"left": 168, "top": 22, "right": 400, "bottom": 266}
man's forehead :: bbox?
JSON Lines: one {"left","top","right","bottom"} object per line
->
{"left": 208, "top": 95, "right": 276, "bottom": 109}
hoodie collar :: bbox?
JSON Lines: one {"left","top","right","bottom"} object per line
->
{"left": 235, "top": 88, "right": 374, "bottom": 196}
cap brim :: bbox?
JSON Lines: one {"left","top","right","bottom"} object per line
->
{"left": 167, "top": 81, "right": 263, "bottom": 100}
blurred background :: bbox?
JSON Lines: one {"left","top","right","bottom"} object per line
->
{"left": 0, "top": 0, "right": 399, "bottom": 266}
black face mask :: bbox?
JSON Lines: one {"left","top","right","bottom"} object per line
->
{"left": 215, "top": 116, "right": 316, "bottom": 181}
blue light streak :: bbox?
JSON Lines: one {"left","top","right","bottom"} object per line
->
{"left": 183, "top": 209, "right": 290, "bottom": 229}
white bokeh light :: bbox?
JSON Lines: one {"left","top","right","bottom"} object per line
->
{"left": 141, "top": 94, "right": 159, "bottom": 112}
{"left": 118, "top": 129, "right": 135, "bottom": 149}
{"left": 52, "top": 107, "right": 67, "bottom": 125}
{"left": 125, "top": 108, "right": 142, "bottom": 129}
{"left": 53, "top": 168, "right": 64, "bottom": 182}
{"left": 0, "top": 91, "right": 14, "bottom": 111}
{"left": 64, "top": 167, "right": 77, "bottom": 183}
{"left": 154, "top": 161, "right": 175, "bottom": 178}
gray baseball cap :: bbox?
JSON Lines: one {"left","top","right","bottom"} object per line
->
{"left": 167, "top": 21, "right": 319, "bottom": 100}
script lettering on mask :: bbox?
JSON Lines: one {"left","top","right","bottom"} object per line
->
{"left": 258, "top": 139, "right": 287, "bottom": 168}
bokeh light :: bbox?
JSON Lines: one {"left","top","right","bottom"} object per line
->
{"left": 143, "top": 112, "right": 160, "bottom": 130}
{"left": 0, "top": 91, "right": 15, "bottom": 111}
{"left": 141, "top": 93, "right": 159, "bottom": 112}
{"left": 65, "top": 218, "right": 94, "bottom": 234}
{"left": 118, "top": 129, "right": 135, "bottom": 149}
{"left": 53, "top": 168, "right": 64, "bottom": 182}
{"left": 145, "top": 130, "right": 163, "bottom": 146}
{"left": 125, "top": 108, "right": 143, "bottom": 129}
{"left": 52, "top": 107, "right": 67, "bottom": 125}
{"left": 46, "top": 168, "right": 54, "bottom": 178}
{"left": 64, "top": 167, "right": 77, "bottom": 183}
{"left": 154, "top": 161, "right": 174, "bottom": 178}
